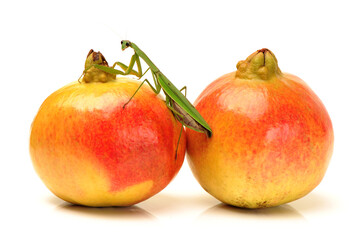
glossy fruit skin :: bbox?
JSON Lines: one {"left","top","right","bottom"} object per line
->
{"left": 186, "top": 51, "right": 334, "bottom": 208}
{"left": 30, "top": 77, "right": 185, "bottom": 207}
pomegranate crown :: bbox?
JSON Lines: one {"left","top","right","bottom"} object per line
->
{"left": 236, "top": 48, "right": 281, "bottom": 80}
{"left": 81, "top": 50, "right": 116, "bottom": 83}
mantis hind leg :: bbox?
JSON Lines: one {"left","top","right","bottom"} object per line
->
{"left": 166, "top": 100, "right": 186, "bottom": 160}
{"left": 179, "top": 86, "right": 187, "bottom": 97}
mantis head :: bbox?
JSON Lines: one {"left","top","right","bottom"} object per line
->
{"left": 121, "top": 40, "right": 131, "bottom": 50}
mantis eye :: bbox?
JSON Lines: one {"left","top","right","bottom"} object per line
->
{"left": 121, "top": 40, "right": 123, "bottom": 44}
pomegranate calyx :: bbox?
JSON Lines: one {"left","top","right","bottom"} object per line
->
{"left": 82, "top": 49, "right": 116, "bottom": 83}
{"left": 236, "top": 48, "right": 281, "bottom": 80}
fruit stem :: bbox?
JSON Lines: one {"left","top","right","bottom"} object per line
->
{"left": 81, "top": 50, "right": 116, "bottom": 83}
{"left": 236, "top": 48, "right": 281, "bottom": 80}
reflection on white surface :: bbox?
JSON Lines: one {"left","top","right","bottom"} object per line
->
{"left": 288, "top": 192, "right": 337, "bottom": 213}
{"left": 50, "top": 197, "right": 157, "bottom": 221}
{"left": 41, "top": 186, "right": 344, "bottom": 239}
{"left": 197, "top": 191, "right": 338, "bottom": 223}
{"left": 138, "top": 192, "right": 220, "bottom": 214}
{"left": 46, "top": 190, "right": 335, "bottom": 223}
{"left": 198, "top": 203, "right": 306, "bottom": 221}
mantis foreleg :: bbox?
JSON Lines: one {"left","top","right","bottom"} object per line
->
{"left": 121, "top": 53, "right": 142, "bottom": 76}
{"left": 112, "top": 54, "right": 142, "bottom": 77}
{"left": 83, "top": 53, "right": 142, "bottom": 79}
{"left": 112, "top": 62, "right": 139, "bottom": 77}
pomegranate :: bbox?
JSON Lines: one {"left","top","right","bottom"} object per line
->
{"left": 186, "top": 48, "right": 334, "bottom": 208}
{"left": 30, "top": 50, "right": 185, "bottom": 207}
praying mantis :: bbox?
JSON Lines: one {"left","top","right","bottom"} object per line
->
{"left": 81, "top": 40, "right": 212, "bottom": 158}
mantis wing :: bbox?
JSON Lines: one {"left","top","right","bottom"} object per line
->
{"left": 157, "top": 73, "right": 212, "bottom": 137}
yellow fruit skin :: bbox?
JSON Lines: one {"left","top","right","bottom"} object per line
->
{"left": 30, "top": 78, "right": 185, "bottom": 207}
{"left": 186, "top": 71, "right": 334, "bottom": 208}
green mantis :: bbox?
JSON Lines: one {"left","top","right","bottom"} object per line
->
{"left": 82, "top": 41, "right": 212, "bottom": 158}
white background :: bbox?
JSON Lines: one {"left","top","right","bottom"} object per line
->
{"left": 1, "top": 0, "right": 360, "bottom": 239}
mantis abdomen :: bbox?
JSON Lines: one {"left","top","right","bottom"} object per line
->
{"left": 170, "top": 99, "right": 212, "bottom": 138}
